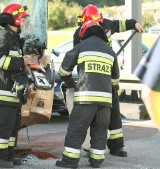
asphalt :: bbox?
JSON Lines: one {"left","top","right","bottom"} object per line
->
{"left": 14, "top": 115, "right": 160, "bottom": 169}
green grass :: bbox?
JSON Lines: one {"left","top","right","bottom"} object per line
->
{"left": 47, "top": 32, "right": 73, "bottom": 52}
{"left": 58, "top": 26, "right": 77, "bottom": 31}
{"left": 142, "top": 36, "right": 157, "bottom": 47}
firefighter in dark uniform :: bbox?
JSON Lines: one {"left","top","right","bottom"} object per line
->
{"left": 71, "top": 4, "right": 144, "bottom": 157}
{"left": 56, "top": 20, "right": 119, "bottom": 168}
{"left": 134, "top": 36, "right": 160, "bottom": 129}
{"left": 0, "top": 4, "right": 31, "bottom": 168}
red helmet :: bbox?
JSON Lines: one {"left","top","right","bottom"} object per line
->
{"left": 81, "top": 4, "right": 103, "bottom": 25}
{"left": 79, "top": 20, "right": 103, "bottom": 40}
{"left": 0, "top": 4, "right": 29, "bottom": 26}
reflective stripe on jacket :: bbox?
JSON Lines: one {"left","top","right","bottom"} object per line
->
{"left": 59, "top": 36, "right": 119, "bottom": 107}
{"left": 0, "top": 26, "right": 24, "bottom": 107}
{"left": 73, "top": 19, "right": 137, "bottom": 47}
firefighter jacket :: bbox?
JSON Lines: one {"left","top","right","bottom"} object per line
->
{"left": 0, "top": 26, "right": 25, "bottom": 107}
{"left": 59, "top": 36, "right": 119, "bottom": 107}
{"left": 73, "top": 18, "right": 137, "bottom": 47}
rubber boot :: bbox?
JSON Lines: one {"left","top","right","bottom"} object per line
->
{"left": 56, "top": 154, "right": 79, "bottom": 168}
{"left": 89, "top": 157, "right": 103, "bottom": 168}
{"left": 8, "top": 146, "right": 22, "bottom": 165}
{"left": 8, "top": 157, "right": 22, "bottom": 165}
{"left": 109, "top": 148, "right": 127, "bottom": 157}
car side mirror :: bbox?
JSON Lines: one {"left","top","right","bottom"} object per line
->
{"left": 51, "top": 49, "right": 59, "bottom": 57}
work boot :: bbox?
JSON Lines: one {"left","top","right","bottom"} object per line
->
{"left": 8, "top": 157, "right": 22, "bottom": 165}
{"left": 56, "top": 160, "right": 78, "bottom": 168}
{"left": 0, "top": 159, "right": 14, "bottom": 168}
{"left": 89, "top": 157, "right": 103, "bottom": 168}
{"left": 90, "top": 163, "right": 100, "bottom": 168}
{"left": 109, "top": 148, "right": 127, "bottom": 157}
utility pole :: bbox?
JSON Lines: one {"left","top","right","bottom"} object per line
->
{"left": 124, "top": 0, "right": 142, "bottom": 74}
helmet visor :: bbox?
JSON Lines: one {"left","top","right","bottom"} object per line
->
{"left": 20, "top": 16, "right": 31, "bottom": 38}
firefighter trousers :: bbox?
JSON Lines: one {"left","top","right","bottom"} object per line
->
{"left": 107, "top": 89, "right": 124, "bottom": 150}
{"left": 66, "top": 88, "right": 124, "bottom": 151}
{"left": 0, "top": 105, "right": 21, "bottom": 160}
{"left": 64, "top": 104, "right": 110, "bottom": 151}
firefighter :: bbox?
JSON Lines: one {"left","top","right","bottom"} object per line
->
{"left": 65, "top": 4, "right": 144, "bottom": 157}
{"left": 56, "top": 20, "right": 119, "bottom": 168}
{"left": 0, "top": 4, "right": 31, "bottom": 168}
{"left": 134, "top": 36, "right": 160, "bottom": 129}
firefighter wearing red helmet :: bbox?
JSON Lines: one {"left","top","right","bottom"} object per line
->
{"left": 65, "top": 4, "right": 144, "bottom": 158}
{"left": 0, "top": 4, "right": 31, "bottom": 168}
{"left": 80, "top": 4, "right": 104, "bottom": 24}
{"left": 56, "top": 20, "right": 119, "bottom": 168}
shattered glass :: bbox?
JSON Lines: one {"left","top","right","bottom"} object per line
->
{"left": 0, "top": 0, "right": 48, "bottom": 51}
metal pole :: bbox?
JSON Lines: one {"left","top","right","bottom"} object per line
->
{"left": 124, "top": 0, "right": 142, "bottom": 74}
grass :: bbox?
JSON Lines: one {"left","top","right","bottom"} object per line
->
{"left": 47, "top": 33, "right": 73, "bottom": 52}
{"left": 142, "top": 35, "right": 158, "bottom": 47}
{"left": 58, "top": 26, "right": 77, "bottom": 31}
{"left": 46, "top": 31, "right": 159, "bottom": 52}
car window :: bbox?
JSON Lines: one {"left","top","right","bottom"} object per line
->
{"left": 54, "top": 40, "right": 73, "bottom": 55}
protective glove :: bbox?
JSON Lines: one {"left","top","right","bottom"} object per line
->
{"left": 61, "top": 74, "right": 76, "bottom": 89}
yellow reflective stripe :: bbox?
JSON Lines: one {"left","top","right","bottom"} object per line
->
{"left": 77, "top": 16, "right": 82, "bottom": 23}
{"left": 3, "top": 57, "right": 11, "bottom": 70}
{"left": 78, "top": 56, "right": 113, "bottom": 65}
{"left": 58, "top": 70, "right": 68, "bottom": 77}
{"left": 0, "top": 143, "right": 8, "bottom": 149}
{"left": 89, "top": 153, "right": 105, "bottom": 160}
{"left": 85, "top": 61, "right": 111, "bottom": 75}
{"left": 121, "top": 20, "right": 126, "bottom": 31}
{"left": 108, "top": 36, "right": 112, "bottom": 47}
{"left": 10, "top": 55, "right": 22, "bottom": 58}
{"left": 92, "top": 15, "right": 101, "bottom": 21}
{"left": 118, "top": 89, "right": 124, "bottom": 96}
{"left": 12, "top": 7, "right": 25, "bottom": 15}
{"left": 112, "top": 79, "right": 119, "bottom": 86}
{"left": 63, "top": 151, "right": 80, "bottom": 159}
{"left": 112, "top": 81, "right": 119, "bottom": 86}
{"left": 8, "top": 141, "right": 15, "bottom": 147}
{"left": 109, "top": 133, "right": 123, "bottom": 139}
{"left": 74, "top": 96, "right": 112, "bottom": 103}
{"left": 122, "top": 20, "right": 126, "bottom": 31}
{"left": 82, "top": 16, "right": 85, "bottom": 23}
{"left": 0, "top": 96, "right": 19, "bottom": 103}
{"left": 58, "top": 66, "right": 71, "bottom": 76}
